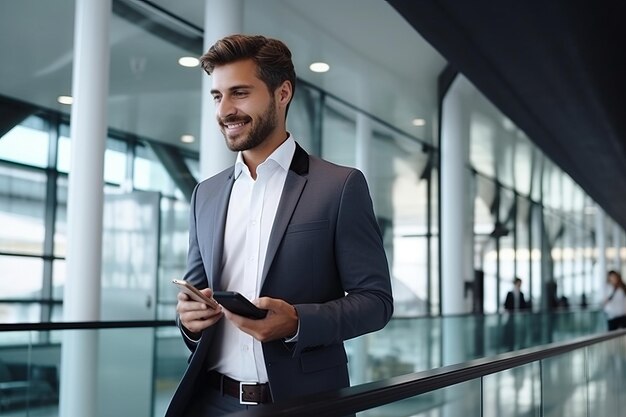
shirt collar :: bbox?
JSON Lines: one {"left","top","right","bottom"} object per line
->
{"left": 234, "top": 135, "right": 296, "bottom": 180}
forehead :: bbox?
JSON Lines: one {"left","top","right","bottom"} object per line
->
{"left": 211, "top": 59, "right": 263, "bottom": 91}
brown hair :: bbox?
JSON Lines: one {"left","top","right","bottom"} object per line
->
{"left": 200, "top": 34, "right": 296, "bottom": 114}
{"left": 608, "top": 270, "right": 626, "bottom": 292}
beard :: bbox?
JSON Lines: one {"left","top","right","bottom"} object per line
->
{"left": 219, "top": 99, "right": 278, "bottom": 152}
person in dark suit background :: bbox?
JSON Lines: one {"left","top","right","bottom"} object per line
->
{"left": 165, "top": 34, "right": 393, "bottom": 416}
{"left": 503, "top": 277, "right": 529, "bottom": 350}
{"left": 504, "top": 277, "right": 529, "bottom": 312}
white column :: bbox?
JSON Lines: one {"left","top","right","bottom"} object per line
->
{"left": 199, "top": 0, "right": 242, "bottom": 179}
{"left": 595, "top": 207, "right": 606, "bottom": 304}
{"left": 441, "top": 78, "right": 472, "bottom": 317}
{"left": 441, "top": 78, "right": 473, "bottom": 397}
{"left": 60, "top": 1, "right": 111, "bottom": 416}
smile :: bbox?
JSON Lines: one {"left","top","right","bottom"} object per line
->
{"left": 225, "top": 121, "right": 248, "bottom": 129}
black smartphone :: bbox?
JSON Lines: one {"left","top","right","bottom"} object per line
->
{"left": 212, "top": 291, "right": 268, "bottom": 319}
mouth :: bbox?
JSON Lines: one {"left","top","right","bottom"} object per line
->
{"left": 221, "top": 118, "right": 251, "bottom": 132}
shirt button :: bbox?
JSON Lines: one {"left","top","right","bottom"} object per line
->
{"left": 251, "top": 220, "right": 257, "bottom": 226}
{"left": 242, "top": 345, "right": 249, "bottom": 352}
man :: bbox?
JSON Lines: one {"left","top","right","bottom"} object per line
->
{"left": 504, "top": 277, "right": 529, "bottom": 312}
{"left": 165, "top": 34, "right": 393, "bottom": 416}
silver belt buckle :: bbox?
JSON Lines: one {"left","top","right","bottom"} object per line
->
{"left": 240, "top": 381, "right": 259, "bottom": 405}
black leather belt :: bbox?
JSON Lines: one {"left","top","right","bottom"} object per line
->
{"left": 207, "top": 371, "right": 272, "bottom": 405}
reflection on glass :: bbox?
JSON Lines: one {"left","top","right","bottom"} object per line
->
{"left": 483, "top": 363, "right": 541, "bottom": 417}
{"left": 0, "top": 116, "right": 49, "bottom": 168}
{"left": 134, "top": 143, "right": 182, "bottom": 198}
{"left": 358, "top": 379, "right": 481, "bottom": 417}
{"left": 541, "top": 350, "right": 588, "bottom": 417}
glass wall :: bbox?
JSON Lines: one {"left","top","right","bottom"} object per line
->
{"left": 0, "top": 0, "right": 624, "bottom": 327}
{"left": 462, "top": 75, "right": 604, "bottom": 313}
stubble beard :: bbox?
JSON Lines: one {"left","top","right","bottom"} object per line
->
{"left": 221, "top": 100, "right": 278, "bottom": 152}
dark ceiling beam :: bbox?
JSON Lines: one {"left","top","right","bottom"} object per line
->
{"left": 0, "top": 95, "right": 36, "bottom": 139}
{"left": 388, "top": 0, "right": 626, "bottom": 229}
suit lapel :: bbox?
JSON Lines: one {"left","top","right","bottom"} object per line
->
{"left": 210, "top": 172, "right": 235, "bottom": 290}
{"left": 261, "top": 143, "right": 309, "bottom": 284}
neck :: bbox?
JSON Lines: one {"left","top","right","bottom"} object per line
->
{"left": 242, "top": 128, "right": 288, "bottom": 179}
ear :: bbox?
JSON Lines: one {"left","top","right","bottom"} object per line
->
{"left": 275, "top": 80, "right": 293, "bottom": 107}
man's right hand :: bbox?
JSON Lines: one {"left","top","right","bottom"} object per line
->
{"left": 177, "top": 288, "right": 223, "bottom": 334}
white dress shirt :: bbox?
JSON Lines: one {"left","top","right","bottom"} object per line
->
{"left": 208, "top": 136, "right": 295, "bottom": 383}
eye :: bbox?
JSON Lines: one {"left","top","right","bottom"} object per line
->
{"left": 212, "top": 95, "right": 221, "bottom": 103}
{"left": 233, "top": 90, "right": 248, "bottom": 98}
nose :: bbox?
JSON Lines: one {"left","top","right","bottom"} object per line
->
{"left": 216, "top": 96, "right": 236, "bottom": 120}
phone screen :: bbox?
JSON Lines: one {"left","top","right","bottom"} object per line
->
{"left": 212, "top": 291, "right": 267, "bottom": 319}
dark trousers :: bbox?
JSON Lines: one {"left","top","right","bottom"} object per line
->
{"left": 607, "top": 315, "right": 626, "bottom": 331}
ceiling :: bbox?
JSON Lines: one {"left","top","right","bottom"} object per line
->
{"left": 2, "top": 0, "right": 624, "bottom": 230}
{"left": 388, "top": 0, "right": 626, "bottom": 230}
{"left": 0, "top": 0, "right": 445, "bottom": 154}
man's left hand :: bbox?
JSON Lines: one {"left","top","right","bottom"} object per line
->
{"left": 223, "top": 297, "right": 298, "bottom": 342}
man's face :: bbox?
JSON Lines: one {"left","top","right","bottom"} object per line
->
{"left": 210, "top": 59, "right": 278, "bottom": 152}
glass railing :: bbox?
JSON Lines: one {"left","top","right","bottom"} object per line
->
{"left": 226, "top": 328, "right": 626, "bottom": 417}
{"left": 0, "top": 309, "right": 607, "bottom": 416}
{"left": 345, "top": 309, "right": 605, "bottom": 384}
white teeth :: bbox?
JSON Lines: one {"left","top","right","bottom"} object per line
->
{"left": 226, "top": 122, "right": 246, "bottom": 129}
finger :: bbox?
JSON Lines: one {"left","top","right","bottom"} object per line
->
{"left": 254, "top": 297, "right": 276, "bottom": 310}
{"left": 177, "top": 299, "right": 210, "bottom": 314}
{"left": 200, "top": 288, "right": 214, "bottom": 297}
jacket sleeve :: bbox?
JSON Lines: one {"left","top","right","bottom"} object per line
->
{"left": 293, "top": 170, "right": 394, "bottom": 355}
{"left": 177, "top": 184, "right": 207, "bottom": 352}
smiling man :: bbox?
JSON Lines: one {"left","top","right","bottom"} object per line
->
{"left": 166, "top": 34, "right": 393, "bottom": 416}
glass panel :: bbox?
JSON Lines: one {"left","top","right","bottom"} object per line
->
{"left": 587, "top": 338, "right": 626, "bottom": 415}
{"left": 358, "top": 379, "right": 481, "bottom": 417}
{"left": 56, "top": 124, "right": 71, "bottom": 173}
{"left": 321, "top": 98, "right": 356, "bottom": 167}
{"left": 541, "top": 349, "right": 588, "bottom": 417}
{"left": 530, "top": 204, "right": 543, "bottom": 309}
{"left": 133, "top": 143, "right": 182, "bottom": 199}
{"left": 103, "top": 138, "right": 127, "bottom": 185}
{"left": 54, "top": 175, "right": 68, "bottom": 257}
{"left": 516, "top": 197, "right": 531, "bottom": 304}
{"left": 0, "top": 164, "right": 47, "bottom": 255}
{"left": 58, "top": 130, "right": 128, "bottom": 185}
{"left": 158, "top": 197, "right": 189, "bottom": 320}
{"left": 430, "top": 165, "right": 439, "bottom": 316}
{"left": 0, "top": 327, "right": 191, "bottom": 417}
{"left": 483, "top": 362, "right": 541, "bottom": 417}
{"left": 0, "top": 255, "right": 43, "bottom": 300}
{"left": 184, "top": 156, "right": 200, "bottom": 182}
{"left": 287, "top": 83, "right": 322, "bottom": 154}
{"left": 0, "top": 302, "right": 41, "bottom": 324}
{"left": 0, "top": 115, "right": 49, "bottom": 168}
{"left": 52, "top": 259, "right": 66, "bottom": 300}
{"left": 513, "top": 135, "right": 533, "bottom": 196}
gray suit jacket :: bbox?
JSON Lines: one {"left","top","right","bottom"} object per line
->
{"left": 166, "top": 143, "right": 393, "bottom": 415}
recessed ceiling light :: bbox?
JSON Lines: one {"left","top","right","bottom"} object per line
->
{"left": 180, "top": 134, "right": 195, "bottom": 144}
{"left": 57, "top": 95, "right": 73, "bottom": 105}
{"left": 309, "top": 62, "right": 330, "bottom": 73}
{"left": 178, "top": 56, "right": 200, "bottom": 67}
{"left": 411, "top": 118, "right": 426, "bottom": 127}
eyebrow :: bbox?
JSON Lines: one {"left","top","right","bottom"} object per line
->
{"left": 210, "top": 84, "right": 255, "bottom": 95}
